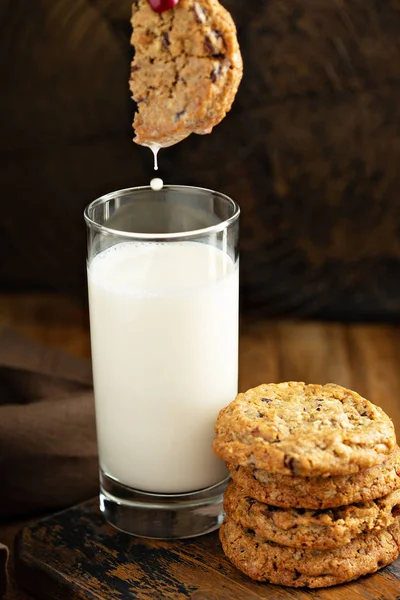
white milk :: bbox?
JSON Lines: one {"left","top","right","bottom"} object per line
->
{"left": 88, "top": 241, "right": 239, "bottom": 494}
{"left": 150, "top": 177, "right": 164, "bottom": 191}
{"left": 144, "top": 142, "right": 161, "bottom": 170}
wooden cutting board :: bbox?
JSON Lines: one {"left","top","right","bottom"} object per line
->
{"left": 15, "top": 499, "right": 400, "bottom": 600}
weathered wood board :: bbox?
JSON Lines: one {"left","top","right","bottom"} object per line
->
{"left": 15, "top": 499, "right": 400, "bottom": 600}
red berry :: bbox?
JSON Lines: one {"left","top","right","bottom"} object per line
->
{"left": 147, "top": 0, "right": 179, "bottom": 13}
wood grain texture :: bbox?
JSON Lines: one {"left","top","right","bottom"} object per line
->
{"left": 239, "top": 319, "right": 400, "bottom": 430}
{"left": 1, "top": 1, "right": 400, "bottom": 319}
{"left": 0, "top": 294, "right": 90, "bottom": 359}
{"left": 14, "top": 500, "right": 400, "bottom": 600}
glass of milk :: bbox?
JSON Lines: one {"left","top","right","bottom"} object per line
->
{"left": 84, "top": 185, "right": 240, "bottom": 539}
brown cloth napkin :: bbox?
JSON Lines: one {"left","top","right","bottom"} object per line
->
{"left": 0, "top": 328, "right": 98, "bottom": 595}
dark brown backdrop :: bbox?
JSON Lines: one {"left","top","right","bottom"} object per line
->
{"left": 1, "top": 0, "right": 400, "bottom": 320}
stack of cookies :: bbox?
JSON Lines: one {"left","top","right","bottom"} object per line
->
{"left": 213, "top": 382, "right": 400, "bottom": 588}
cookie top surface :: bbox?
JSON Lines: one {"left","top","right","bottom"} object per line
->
{"left": 220, "top": 517, "right": 400, "bottom": 588}
{"left": 228, "top": 445, "right": 400, "bottom": 509}
{"left": 213, "top": 382, "right": 396, "bottom": 477}
{"left": 224, "top": 480, "right": 400, "bottom": 549}
{"left": 130, "top": 0, "right": 243, "bottom": 147}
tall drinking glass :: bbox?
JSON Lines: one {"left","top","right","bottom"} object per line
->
{"left": 84, "top": 186, "right": 240, "bottom": 539}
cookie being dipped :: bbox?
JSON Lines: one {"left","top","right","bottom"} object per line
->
{"left": 129, "top": 0, "right": 243, "bottom": 148}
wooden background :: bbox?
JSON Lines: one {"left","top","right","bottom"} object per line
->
{"left": 1, "top": 0, "right": 400, "bottom": 320}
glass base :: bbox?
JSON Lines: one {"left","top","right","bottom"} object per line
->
{"left": 99, "top": 470, "right": 229, "bottom": 540}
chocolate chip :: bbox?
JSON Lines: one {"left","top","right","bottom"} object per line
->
{"left": 392, "top": 504, "right": 400, "bottom": 517}
{"left": 131, "top": 65, "right": 140, "bottom": 73}
{"left": 284, "top": 455, "right": 296, "bottom": 474}
{"left": 377, "top": 560, "right": 385, "bottom": 567}
{"left": 247, "top": 498, "right": 256, "bottom": 510}
{"left": 247, "top": 528, "right": 256, "bottom": 535}
{"left": 210, "top": 63, "right": 222, "bottom": 83}
{"left": 314, "top": 399, "right": 324, "bottom": 412}
{"left": 175, "top": 109, "right": 186, "bottom": 122}
{"left": 204, "top": 34, "right": 224, "bottom": 57}
{"left": 162, "top": 32, "right": 170, "bottom": 49}
{"left": 204, "top": 36, "right": 216, "bottom": 55}
{"left": 261, "top": 397, "right": 272, "bottom": 404}
{"left": 293, "top": 569, "right": 301, "bottom": 580}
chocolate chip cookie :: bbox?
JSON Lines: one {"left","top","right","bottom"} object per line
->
{"left": 228, "top": 445, "right": 400, "bottom": 509}
{"left": 213, "top": 382, "right": 396, "bottom": 477}
{"left": 130, "top": 0, "right": 243, "bottom": 147}
{"left": 224, "top": 480, "right": 400, "bottom": 549}
{"left": 220, "top": 516, "right": 400, "bottom": 588}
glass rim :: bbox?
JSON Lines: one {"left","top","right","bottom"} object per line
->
{"left": 84, "top": 185, "right": 240, "bottom": 241}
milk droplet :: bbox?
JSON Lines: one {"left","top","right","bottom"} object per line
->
{"left": 144, "top": 143, "right": 161, "bottom": 170}
{"left": 150, "top": 178, "right": 164, "bottom": 191}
